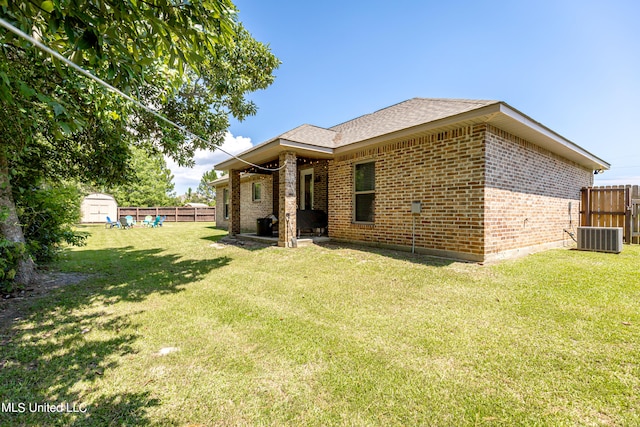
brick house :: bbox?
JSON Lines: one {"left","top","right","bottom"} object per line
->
{"left": 215, "top": 98, "right": 609, "bottom": 262}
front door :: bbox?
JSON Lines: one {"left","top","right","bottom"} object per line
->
{"left": 300, "top": 169, "right": 313, "bottom": 210}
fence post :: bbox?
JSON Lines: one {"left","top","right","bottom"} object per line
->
{"left": 585, "top": 187, "right": 591, "bottom": 226}
{"left": 625, "top": 186, "right": 632, "bottom": 243}
{"left": 580, "top": 187, "right": 587, "bottom": 225}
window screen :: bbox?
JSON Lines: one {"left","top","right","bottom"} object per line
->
{"left": 252, "top": 182, "right": 262, "bottom": 201}
{"left": 223, "top": 188, "right": 229, "bottom": 219}
{"left": 354, "top": 161, "right": 375, "bottom": 222}
{"left": 355, "top": 162, "right": 375, "bottom": 192}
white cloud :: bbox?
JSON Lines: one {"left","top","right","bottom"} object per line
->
{"left": 166, "top": 132, "right": 253, "bottom": 195}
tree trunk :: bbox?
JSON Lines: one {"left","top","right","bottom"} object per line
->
{"left": 0, "top": 151, "right": 36, "bottom": 286}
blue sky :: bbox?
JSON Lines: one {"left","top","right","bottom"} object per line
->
{"left": 170, "top": 0, "right": 640, "bottom": 194}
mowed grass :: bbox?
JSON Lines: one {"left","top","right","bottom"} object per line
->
{"left": 1, "top": 223, "right": 639, "bottom": 426}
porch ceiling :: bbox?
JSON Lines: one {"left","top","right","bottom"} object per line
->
{"left": 215, "top": 138, "right": 334, "bottom": 171}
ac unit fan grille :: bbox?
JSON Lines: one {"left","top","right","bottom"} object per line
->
{"left": 577, "top": 227, "right": 623, "bottom": 253}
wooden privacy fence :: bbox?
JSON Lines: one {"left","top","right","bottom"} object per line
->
{"left": 117, "top": 206, "right": 216, "bottom": 222}
{"left": 581, "top": 185, "right": 640, "bottom": 244}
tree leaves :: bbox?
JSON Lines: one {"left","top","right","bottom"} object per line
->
{"left": 18, "top": 82, "right": 36, "bottom": 98}
{"left": 41, "top": 1, "right": 55, "bottom": 13}
{"left": 77, "top": 29, "right": 98, "bottom": 50}
{"left": 0, "top": 0, "right": 279, "bottom": 266}
{"left": 2, "top": 0, "right": 240, "bottom": 93}
{"left": 108, "top": 147, "right": 176, "bottom": 206}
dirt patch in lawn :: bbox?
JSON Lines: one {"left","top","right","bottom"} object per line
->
{"left": 0, "top": 271, "right": 91, "bottom": 331}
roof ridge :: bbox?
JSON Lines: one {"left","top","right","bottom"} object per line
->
{"left": 279, "top": 123, "right": 335, "bottom": 135}
{"left": 300, "top": 123, "right": 335, "bottom": 132}
{"left": 328, "top": 98, "right": 499, "bottom": 130}
{"left": 277, "top": 123, "right": 339, "bottom": 147}
{"left": 413, "top": 97, "right": 499, "bottom": 103}
{"left": 328, "top": 98, "right": 415, "bottom": 130}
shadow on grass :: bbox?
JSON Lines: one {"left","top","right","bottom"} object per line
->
{"left": 200, "top": 227, "right": 275, "bottom": 252}
{"left": 0, "top": 245, "right": 230, "bottom": 426}
{"left": 201, "top": 225, "right": 463, "bottom": 263}
{"left": 200, "top": 225, "right": 227, "bottom": 243}
{"left": 316, "top": 241, "right": 458, "bottom": 267}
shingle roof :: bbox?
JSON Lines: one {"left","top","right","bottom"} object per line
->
{"left": 278, "top": 124, "right": 339, "bottom": 148}
{"left": 329, "top": 98, "right": 499, "bottom": 146}
{"left": 215, "top": 97, "right": 609, "bottom": 172}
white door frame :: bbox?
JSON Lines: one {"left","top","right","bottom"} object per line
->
{"left": 300, "top": 168, "right": 314, "bottom": 210}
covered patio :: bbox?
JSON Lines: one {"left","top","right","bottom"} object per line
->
{"left": 216, "top": 125, "right": 336, "bottom": 247}
{"left": 234, "top": 232, "right": 330, "bottom": 247}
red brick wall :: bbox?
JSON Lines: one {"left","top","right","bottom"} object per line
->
{"left": 215, "top": 174, "right": 274, "bottom": 232}
{"left": 217, "top": 125, "right": 593, "bottom": 260}
{"left": 483, "top": 125, "right": 593, "bottom": 258}
{"left": 312, "top": 161, "right": 329, "bottom": 212}
{"left": 328, "top": 125, "right": 487, "bottom": 260}
{"left": 328, "top": 124, "right": 593, "bottom": 261}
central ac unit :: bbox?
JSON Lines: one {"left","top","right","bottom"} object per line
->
{"left": 577, "top": 227, "right": 623, "bottom": 253}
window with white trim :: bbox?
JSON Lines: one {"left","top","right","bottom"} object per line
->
{"left": 223, "top": 188, "right": 230, "bottom": 219}
{"left": 252, "top": 182, "right": 262, "bottom": 201}
{"left": 354, "top": 161, "right": 375, "bottom": 222}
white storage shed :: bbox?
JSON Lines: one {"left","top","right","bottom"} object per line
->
{"left": 80, "top": 193, "right": 118, "bottom": 223}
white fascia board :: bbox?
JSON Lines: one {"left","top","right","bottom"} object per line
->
{"left": 279, "top": 139, "right": 335, "bottom": 155}
{"left": 214, "top": 138, "right": 282, "bottom": 171}
{"left": 497, "top": 103, "right": 610, "bottom": 170}
{"left": 215, "top": 138, "right": 335, "bottom": 171}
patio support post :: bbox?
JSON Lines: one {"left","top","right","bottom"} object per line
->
{"left": 229, "top": 169, "right": 241, "bottom": 236}
{"left": 279, "top": 151, "right": 297, "bottom": 247}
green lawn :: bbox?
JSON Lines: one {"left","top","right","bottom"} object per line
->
{"left": 1, "top": 223, "right": 639, "bottom": 426}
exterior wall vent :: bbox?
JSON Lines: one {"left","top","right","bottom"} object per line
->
{"left": 577, "top": 227, "right": 623, "bottom": 253}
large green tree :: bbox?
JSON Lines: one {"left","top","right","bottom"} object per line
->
{"left": 0, "top": 0, "right": 279, "bottom": 284}
{"left": 109, "top": 147, "right": 177, "bottom": 207}
{"left": 196, "top": 169, "right": 218, "bottom": 205}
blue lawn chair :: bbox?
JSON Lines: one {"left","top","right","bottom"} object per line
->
{"left": 105, "top": 216, "right": 119, "bottom": 229}
{"left": 125, "top": 215, "right": 136, "bottom": 227}
{"left": 150, "top": 215, "right": 161, "bottom": 228}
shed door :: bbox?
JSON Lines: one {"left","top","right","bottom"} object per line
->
{"left": 89, "top": 203, "right": 110, "bottom": 222}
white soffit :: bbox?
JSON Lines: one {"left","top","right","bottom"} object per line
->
{"left": 492, "top": 103, "right": 610, "bottom": 170}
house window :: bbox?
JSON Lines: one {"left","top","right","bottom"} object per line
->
{"left": 252, "top": 182, "right": 262, "bottom": 201}
{"left": 354, "top": 161, "right": 375, "bottom": 222}
{"left": 223, "top": 188, "right": 229, "bottom": 219}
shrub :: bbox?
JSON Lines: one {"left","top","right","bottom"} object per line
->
{"left": 16, "top": 183, "right": 88, "bottom": 263}
{"left": 0, "top": 239, "right": 25, "bottom": 293}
